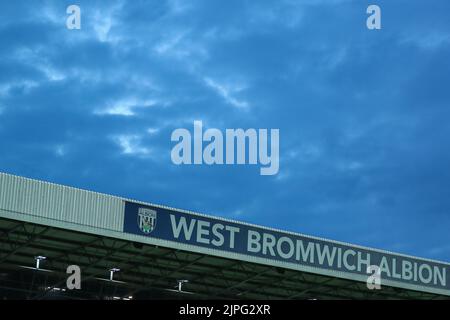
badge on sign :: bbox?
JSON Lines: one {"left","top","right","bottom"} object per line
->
{"left": 138, "top": 208, "right": 157, "bottom": 234}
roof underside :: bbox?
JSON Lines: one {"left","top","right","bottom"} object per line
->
{"left": 0, "top": 217, "right": 446, "bottom": 300}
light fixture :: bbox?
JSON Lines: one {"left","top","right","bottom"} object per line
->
{"left": 109, "top": 268, "right": 120, "bottom": 281}
{"left": 35, "top": 256, "right": 47, "bottom": 269}
{"left": 177, "top": 279, "right": 189, "bottom": 292}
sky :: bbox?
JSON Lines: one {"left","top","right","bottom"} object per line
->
{"left": 1, "top": 0, "right": 450, "bottom": 261}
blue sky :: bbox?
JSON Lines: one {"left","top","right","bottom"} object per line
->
{"left": 1, "top": 0, "right": 450, "bottom": 261}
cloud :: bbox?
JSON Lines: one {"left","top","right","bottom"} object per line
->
{"left": 203, "top": 77, "right": 249, "bottom": 109}
{"left": 39, "top": 65, "right": 66, "bottom": 82}
{"left": 400, "top": 32, "right": 450, "bottom": 50}
{"left": 90, "top": 2, "right": 126, "bottom": 44}
{"left": 113, "top": 135, "right": 151, "bottom": 156}
{"left": 0, "top": 80, "right": 39, "bottom": 97}
{"left": 154, "top": 30, "right": 187, "bottom": 55}
{"left": 167, "top": 0, "right": 193, "bottom": 15}
{"left": 147, "top": 127, "right": 160, "bottom": 135}
{"left": 54, "top": 145, "right": 67, "bottom": 157}
{"left": 95, "top": 98, "right": 160, "bottom": 116}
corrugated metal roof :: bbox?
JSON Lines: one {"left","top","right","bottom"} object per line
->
{"left": 0, "top": 172, "right": 124, "bottom": 232}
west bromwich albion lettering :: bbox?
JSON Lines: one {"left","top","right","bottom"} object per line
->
{"left": 169, "top": 216, "right": 446, "bottom": 287}
{"left": 246, "top": 231, "right": 446, "bottom": 287}
{"left": 170, "top": 214, "right": 240, "bottom": 249}
{"left": 123, "top": 201, "right": 449, "bottom": 291}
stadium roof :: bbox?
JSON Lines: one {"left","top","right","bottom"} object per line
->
{"left": 1, "top": 172, "right": 449, "bottom": 299}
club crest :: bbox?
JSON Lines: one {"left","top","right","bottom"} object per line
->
{"left": 137, "top": 208, "right": 157, "bottom": 234}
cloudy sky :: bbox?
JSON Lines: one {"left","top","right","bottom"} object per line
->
{"left": 1, "top": 0, "right": 450, "bottom": 261}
